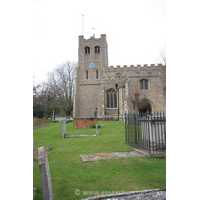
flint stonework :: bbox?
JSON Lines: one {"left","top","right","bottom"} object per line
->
{"left": 38, "top": 146, "right": 54, "bottom": 200}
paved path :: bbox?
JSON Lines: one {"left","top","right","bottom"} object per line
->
{"left": 80, "top": 151, "right": 144, "bottom": 162}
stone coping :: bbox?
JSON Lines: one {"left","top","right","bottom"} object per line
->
{"left": 81, "top": 188, "right": 166, "bottom": 200}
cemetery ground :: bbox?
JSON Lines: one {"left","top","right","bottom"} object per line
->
{"left": 33, "top": 120, "right": 166, "bottom": 200}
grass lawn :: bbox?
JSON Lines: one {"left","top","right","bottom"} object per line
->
{"left": 33, "top": 121, "right": 166, "bottom": 200}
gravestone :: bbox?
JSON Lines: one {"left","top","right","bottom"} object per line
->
{"left": 96, "top": 124, "right": 99, "bottom": 135}
{"left": 38, "top": 146, "right": 54, "bottom": 200}
{"left": 62, "top": 118, "right": 66, "bottom": 138}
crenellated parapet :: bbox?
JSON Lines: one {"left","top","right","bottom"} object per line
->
{"left": 102, "top": 63, "right": 166, "bottom": 80}
{"left": 79, "top": 34, "right": 107, "bottom": 42}
{"left": 103, "top": 63, "right": 165, "bottom": 70}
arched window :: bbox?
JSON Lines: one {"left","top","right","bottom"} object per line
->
{"left": 95, "top": 46, "right": 100, "bottom": 53}
{"left": 85, "top": 46, "right": 90, "bottom": 54}
{"left": 86, "top": 70, "right": 88, "bottom": 79}
{"left": 106, "top": 89, "right": 117, "bottom": 108}
{"left": 140, "top": 79, "right": 148, "bottom": 90}
{"left": 94, "top": 46, "right": 100, "bottom": 60}
{"left": 84, "top": 46, "right": 90, "bottom": 60}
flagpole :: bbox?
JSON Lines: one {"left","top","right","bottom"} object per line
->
{"left": 82, "top": 15, "right": 84, "bottom": 36}
{"left": 92, "top": 27, "right": 95, "bottom": 37}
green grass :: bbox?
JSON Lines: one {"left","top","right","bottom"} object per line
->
{"left": 33, "top": 121, "right": 166, "bottom": 200}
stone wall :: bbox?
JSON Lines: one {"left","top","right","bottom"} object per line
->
{"left": 77, "top": 84, "right": 101, "bottom": 117}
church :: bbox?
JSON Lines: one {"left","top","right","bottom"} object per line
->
{"left": 73, "top": 34, "right": 166, "bottom": 120}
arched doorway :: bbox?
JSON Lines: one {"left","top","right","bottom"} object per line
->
{"left": 139, "top": 99, "right": 152, "bottom": 116}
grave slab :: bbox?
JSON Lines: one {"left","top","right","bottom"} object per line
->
{"left": 80, "top": 151, "right": 144, "bottom": 162}
{"left": 65, "top": 135, "right": 96, "bottom": 138}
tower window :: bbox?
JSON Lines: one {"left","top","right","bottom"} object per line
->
{"left": 85, "top": 47, "right": 90, "bottom": 54}
{"left": 106, "top": 89, "right": 117, "bottom": 108}
{"left": 95, "top": 46, "right": 100, "bottom": 53}
{"left": 96, "top": 70, "right": 98, "bottom": 79}
{"left": 94, "top": 46, "right": 100, "bottom": 60}
{"left": 84, "top": 47, "right": 90, "bottom": 60}
{"left": 140, "top": 79, "right": 148, "bottom": 90}
{"left": 86, "top": 70, "right": 88, "bottom": 79}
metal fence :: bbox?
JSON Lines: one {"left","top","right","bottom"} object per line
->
{"left": 125, "top": 112, "right": 166, "bottom": 153}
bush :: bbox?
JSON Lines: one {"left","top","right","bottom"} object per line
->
{"left": 89, "top": 124, "right": 100, "bottom": 129}
{"left": 33, "top": 118, "right": 52, "bottom": 127}
{"left": 52, "top": 120, "right": 59, "bottom": 123}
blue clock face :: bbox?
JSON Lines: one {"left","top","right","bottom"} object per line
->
{"left": 89, "top": 62, "right": 96, "bottom": 69}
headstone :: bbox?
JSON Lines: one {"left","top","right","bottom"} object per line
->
{"left": 62, "top": 118, "right": 66, "bottom": 138}
{"left": 96, "top": 124, "right": 99, "bottom": 135}
{"left": 38, "top": 146, "right": 54, "bottom": 200}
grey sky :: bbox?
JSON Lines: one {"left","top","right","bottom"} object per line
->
{"left": 33, "top": 0, "right": 166, "bottom": 84}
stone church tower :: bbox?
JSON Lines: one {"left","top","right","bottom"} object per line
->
{"left": 73, "top": 34, "right": 108, "bottom": 117}
{"left": 73, "top": 34, "right": 166, "bottom": 120}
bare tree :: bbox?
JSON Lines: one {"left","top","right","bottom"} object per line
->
{"left": 33, "top": 82, "right": 56, "bottom": 119}
{"left": 158, "top": 46, "right": 166, "bottom": 65}
{"left": 47, "top": 61, "right": 77, "bottom": 117}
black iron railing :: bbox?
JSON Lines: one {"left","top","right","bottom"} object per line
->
{"left": 125, "top": 112, "right": 166, "bottom": 153}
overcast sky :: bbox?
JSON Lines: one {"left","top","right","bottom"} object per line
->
{"left": 33, "top": 0, "right": 166, "bottom": 84}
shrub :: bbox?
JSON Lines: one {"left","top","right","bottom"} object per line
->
{"left": 33, "top": 118, "right": 52, "bottom": 127}
{"left": 89, "top": 124, "right": 100, "bottom": 129}
{"left": 89, "top": 117, "right": 95, "bottom": 121}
